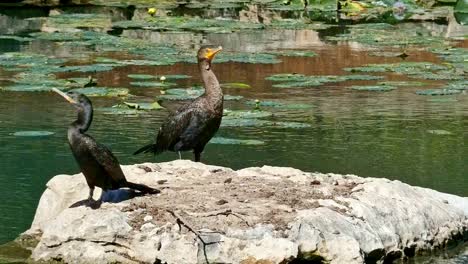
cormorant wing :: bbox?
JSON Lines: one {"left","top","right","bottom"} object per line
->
{"left": 86, "top": 137, "right": 127, "bottom": 182}
{"left": 156, "top": 106, "right": 202, "bottom": 151}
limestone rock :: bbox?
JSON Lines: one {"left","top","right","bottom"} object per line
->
{"left": 19, "top": 160, "right": 468, "bottom": 263}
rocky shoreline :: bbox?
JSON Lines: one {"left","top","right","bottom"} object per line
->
{"left": 11, "top": 160, "right": 468, "bottom": 263}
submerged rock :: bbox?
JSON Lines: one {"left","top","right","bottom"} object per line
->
{"left": 19, "top": 160, "right": 468, "bottom": 263}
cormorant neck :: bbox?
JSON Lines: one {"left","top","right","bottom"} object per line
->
{"left": 199, "top": 59, "right": 222, "bottom": 99}
{"left": 72, "top": 105, "right": 93, "bottom": 133}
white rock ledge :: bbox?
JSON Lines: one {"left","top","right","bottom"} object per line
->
{"left": 20, "top": 160, "right": 468, "bottom": 264}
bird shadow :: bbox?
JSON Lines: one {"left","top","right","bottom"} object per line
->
{"left": 69, "top": 189, "right": 147, "bottom": 209}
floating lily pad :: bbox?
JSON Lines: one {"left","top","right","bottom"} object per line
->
{"left": 122, "top": 101, "right": 163, "bottom": 110}
{"left": 69, "top": 87, "right": 129, "bottom": 97}
{"left": 209, "top": 137, "right": 265, "bottom": 145}
{"left": 426, "top": 98, "right": 458, "bottom": 103}
{"left": 216, "top": 52, "right": 280, "bottom": 64}
{"left": 265, "top": 73, "right": 308, "bottom": 82}
{"left": 446, "top": 80, "right": 468, "bottom": 90}
{"left": 96, "top": 107, "right": 140, "bottom": 115}
{"left": 159, "top": 87, "right": 204, "bottom": 100}
{"left": 13, "top": 131, "right": 54, "bottom": 137}
{"left": 415, "top": 89, "right": 461, "bottom": 96}
{"left": 377, "top": 81, "right": 427, "bottom": 87}
{"left": 130, "top": 81, "right": 176, "bottom": 88}
{"left": 127, "top": 74, "right": 155, "bottom": 80}
{"left": 350, "top": 85, "right": 397, "bottom": 91}
{"left": 2, "top": 84, "right": 62, "bottom": 92}
{"left": 221, "top": 118, "right": 311, "bottom": 128}
{"left": 224, "top": 95, "right": 244, "bottom": 101}
{"left": 224, "top": 109, "right": 273, "bottom": 119}
{"left": 42, "top": 13, "right": 112, "bottom": 31}
{"left": 221, "top": 83, "right": 251, "bottom": 89}
{"left": 427, "top": 129, "right": 453, "bottom": 135}
{"left": 245, "top": 100, "right": 314, "bottom": 109}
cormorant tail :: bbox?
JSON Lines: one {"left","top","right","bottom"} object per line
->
{"left": 126, "top": 181, "right": 160, "bottom": 194}
{"left": 133, "top": 143, "right": 155, "bottom": 155}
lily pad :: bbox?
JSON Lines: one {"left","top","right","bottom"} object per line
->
{"left": 224, "top": 95, "right": 244, "bottom": 101}
{"left": 350, "top": 85, "right": 397, "bottom": 91}
{"left": 377, "top": 81, "right": 427, "bottom": 86}
{"left": 221, "top": 118, "right": 311, "bottom": 128}
{"left": 127, "top": 74, "right": 156, "bottom": 80}
{"left": 13, "top": 131, "right": 54, "bottom": 137}
{"left": 447, "top": 80, "right": 468, "bottom": 90}
{"left": 209, "top": 137, "right": 265, "bottom": 145}
{"left": 221, "top": 83, "right": 251, "bottom": 89}
{"left": 245, "top": 100, "right": 314, "bottom": 109}
{"left": 69, "top": 87, "right": 129, "bottom": 97}
{"left": 224, "top": 109, "right": 273, "bottom": 119}
{"left": 122, "top": 101, "right": 164, "bottom": 110}
{"left": 427, "top": 129, "right": 453, "bottom": 135}
{"left": 415, "top": 89, "right": 461, "bottom": 96}
{"left": 265, "top": 73, "right": 308, "bottom": 82}
{"left": 96, "top": 107, "right": 141, "bottom": 115}
{"left": 130, "top": 81, "right": 176, "bottom": 88}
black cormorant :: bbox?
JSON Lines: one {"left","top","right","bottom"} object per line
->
{"left": 52, "top": 88, "right": 159, "bottom": 208}
{"left": 134, "top": 46, "right": 224, "bottom": 162}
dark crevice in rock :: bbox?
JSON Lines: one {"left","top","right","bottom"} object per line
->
{"left": 364, "top": 248, "right": 385, "bottom": 264}
{"left": 47, "top": 238, "right": 129, "bottom": 249}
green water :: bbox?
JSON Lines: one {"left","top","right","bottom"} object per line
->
{"left": 0, "top": 3, "right": 467, "bottom": 262}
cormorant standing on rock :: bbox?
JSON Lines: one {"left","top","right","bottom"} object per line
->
{"left": 52, "top": 88, "right": 159, "bottom": 208}
{"left": 134, "top": 46, "right": 224, "bottom": 162}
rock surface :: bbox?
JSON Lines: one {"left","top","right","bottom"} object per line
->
{"left": 20, "top": 160, "right": 468, "bottom": 264}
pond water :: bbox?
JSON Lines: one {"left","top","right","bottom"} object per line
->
{"left": 0, "top": 2, "right": 467, "bottom": 262}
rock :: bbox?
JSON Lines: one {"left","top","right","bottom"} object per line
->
{"left": 17, "top": 160, "right": 468, "bottom": 263}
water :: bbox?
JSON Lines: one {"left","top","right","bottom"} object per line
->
{"left": 0, "top": 4, "right": 467, "bottom": 262}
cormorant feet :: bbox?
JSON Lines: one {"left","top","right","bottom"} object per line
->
{"left": 69, "top": 198, "right": 102, "bottom": 209}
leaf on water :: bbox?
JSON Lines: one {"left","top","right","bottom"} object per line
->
{"left": 13, "top": 131, "right": 54, "bottom": 137}
{"left": 69, "top": 87, "right": 129, "bottom": 97}
{"left": 221, "top": 118, "right": 311, "bottom": 128}
{"left": 350, "top": 85, "right": 397, "bottom": 91}
{"left": 130, "top": 81, "right": 176, "bottom": 88}
{"left": 221, "top": 83, "right": 251, "bottom": 89}
{"left": 122, "top": 101, "right": 164, "bottom": 110}
{"left": 209, "top": 137, "right": 265, "bottom": 145}
{"left": 245, "top": 100, "right": 314, "bottom": 109}
{"left": 223, "top": 109, "right": 273, "bottom": 119}
{"left": 415, "top": 89, "right": 461, "bottom": 96}
{"left": 426, "top": 129, "right": 453, "bottom": 135}
{"left": 127, "top": 74, "right": 155, "bottom": 80}
{"left": 377, "top": 81, "right": 427, "bottom": 87}
{"left": 95, "top": 107, "right": 141, "bottom": 115}
{"left": 265, "top": 73, "right": 308, "bottom": 82}
{"left": 224, "top": 95, "right": 244, "bottom": 101}
{"left": 426, "top": 98, "right": 458, "bottom": 103}
{"left": 446, "top": 80, "right": 468, "bottom": 90}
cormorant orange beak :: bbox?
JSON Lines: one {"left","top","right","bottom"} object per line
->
{"left": 205, "top": 46, "right": 223, "bottom": 60}
{"left": 52, "top": 88, "right": 77, "bottom": 104}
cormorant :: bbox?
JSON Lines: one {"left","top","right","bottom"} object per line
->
{"left": 52, "top": 88, "right": 159, "bottom": 208}
{"left": 134, "top": 46, "right": 223, "bottom": 162}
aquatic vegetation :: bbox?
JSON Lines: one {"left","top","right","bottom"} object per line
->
{"left": 0, "top": 35, "right": 33, "bottom": 42}
{"left": 267, "top": 19, "right": 334, "bottom": 30}
{"left": 376, "top": 81, "right": 427, "bottom": 86}
{"left": 350, "top": 85, "right": 397, "bottom": 91}
{"left": 267, "top": 73, "right": 384, "bottom": 88}
{"left": 223, "top": 109, "right": 273, "bottom": 119}
{"left": 117, "top": 101, "right": 164, "bottom": 110}
{"left": 245, "top": 100, "right": 314, "bottom": 109}
{"left": 446, "top": 80, "right": 468, "bottom": 90}
{"left": 221, "top": 118, "right": 311, "bottom": 128}
{"left": 427, "top": 129, "right": 453, "bottom": 135}
{"left": 325, "top": 23, "right": 447, "bottom": 48}
{"left": 216, "top": 52, "right": 281, "bottom": 64}
{"left": 69, "top": 87, "right": 130, "bottom": 97}
{"left": 158, "top": 87, "right": 241, "bottom": 100}
{"left": 344, "top": 62, "right": 451, "bottom": 78}
{"left": 415, "top": 89, "right": 461, "bottom": 96}
{"left": 127, "top": 74, "right": 155, "bottom": 80}
{"left": 95, "top": 107, "right": 141, "bottom": 115}
{"left": 209, "top": 137, "right": 265, "bottom": 145}
{"left": 40, "top": 13, "right": 112, "bottom": 31}
{"left": 130, "top": 81, "right": 175, "bottom": 88}
{"left": 221, "top": 83, "right": 251, "bottom": 89}
{"left": 13, "top": 131, "right": 55, "bottom": 137}
{"left": 112, "top": 16, "right": 264, "bottom": 33}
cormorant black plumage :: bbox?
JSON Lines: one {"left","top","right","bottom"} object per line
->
{"left": 134, "top": 46, "right": 224, "bottom": 162}
{"left": 52, "top": 88, "right": 159, "bottom": 208}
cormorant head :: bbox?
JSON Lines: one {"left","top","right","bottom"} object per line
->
{"left": 197, "top": 45, "right": 223, "bottom": 63}
{"left": 52, "top": 88, "right": 92, "bottom": 112}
